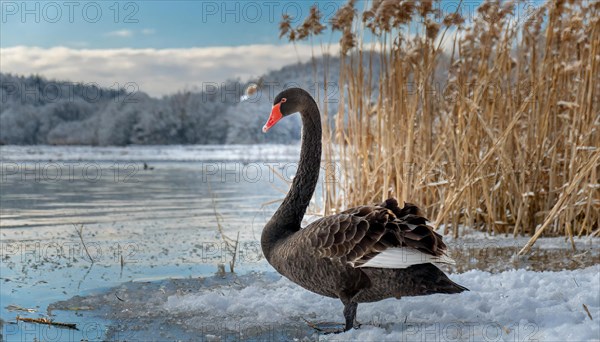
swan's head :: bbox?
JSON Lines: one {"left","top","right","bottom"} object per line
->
{"left": 262, "top": 88, "right": 303, "bottom": 133}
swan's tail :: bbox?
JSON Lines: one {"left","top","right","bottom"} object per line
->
{"left": 404, "top": 263, "right": 469, "bottom": 295}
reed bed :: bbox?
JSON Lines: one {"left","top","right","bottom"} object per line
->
{"left": 282, "top": 0, "right": 599, "bottom": 252}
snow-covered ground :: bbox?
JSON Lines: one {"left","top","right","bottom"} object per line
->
{"left": 50, "top": 265, "right": 599, "bottom": 341}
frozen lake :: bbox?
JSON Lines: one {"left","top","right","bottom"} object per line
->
{"left": 0, "top": 145, "right": 598, "bottom": 341}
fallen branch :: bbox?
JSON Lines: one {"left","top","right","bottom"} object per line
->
{"left": 16, "top": 315, "right": 78, "bottom": 330}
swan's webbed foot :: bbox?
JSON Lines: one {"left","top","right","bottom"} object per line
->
{"left": 303, "top": 320, "right": 346, "bottom": 334}
{"left": 302, "top": 320, "right": 361, "bottom": 334}
{"left": 303, "top": 301, "right": 361, "bottom": 334}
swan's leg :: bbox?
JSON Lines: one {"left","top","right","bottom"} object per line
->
{"left": 343, "top": 301, "right": 359, "bottom": 331}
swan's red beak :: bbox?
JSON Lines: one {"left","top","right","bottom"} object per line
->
{"left": 263, "top": 102, "right": 283, "bottom": 133}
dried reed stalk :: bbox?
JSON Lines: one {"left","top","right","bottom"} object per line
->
{"left": 284, "top": 0, "right": 599, "bottom": 252}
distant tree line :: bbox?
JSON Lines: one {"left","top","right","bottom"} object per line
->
{"left": 0, "top": 57, "right": 344, "bottom": 146}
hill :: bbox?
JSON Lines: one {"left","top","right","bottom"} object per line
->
{"left": 0, "top": 56, "right": 344, "bottom": 145}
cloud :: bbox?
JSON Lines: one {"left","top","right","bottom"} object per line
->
{"left": 0, "top": 45, "right": 328, "bottom": 96}
{"left": 106, "top": 30, "right": 134, "bottom": 38}
{"left": 141, "top": 29, "right": 156, "bottom": 35}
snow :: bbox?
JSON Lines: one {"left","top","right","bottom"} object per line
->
{"left": 160, "top": 266, "right": 600, "bottom": 341}
{"left": 51, "top": 265, "right": 600, "bottom": 341}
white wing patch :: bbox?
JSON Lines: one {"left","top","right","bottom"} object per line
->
{"left": 356, "top": 247, "right": 456, "bottom": 269}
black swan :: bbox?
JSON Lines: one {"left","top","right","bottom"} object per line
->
{"left": 261, "top": 88, "right": 467, "bottom": 332}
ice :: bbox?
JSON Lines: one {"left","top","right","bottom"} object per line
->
{"left": 0, "top": 144, "right": 301, "bottom": 162}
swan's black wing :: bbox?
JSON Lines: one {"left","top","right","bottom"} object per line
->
{"left": 303, "top": 199, "right": 454, "bottom": 268}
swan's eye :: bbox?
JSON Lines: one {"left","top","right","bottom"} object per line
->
{"left": 281, "top": 98, "right": 287, "bottom": 103}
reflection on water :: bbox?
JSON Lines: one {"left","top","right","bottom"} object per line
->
{"left": 1, "top": 161, "right": 286, "bottom": 229}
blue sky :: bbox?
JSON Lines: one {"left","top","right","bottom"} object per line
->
{"left": 0, "top": 0, "right": 544, "bottom": 96}
{"left": 1, "top": 1, "right": 349, "bottom": 48}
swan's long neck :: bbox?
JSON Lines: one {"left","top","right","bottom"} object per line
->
{"left": 261, "top": 95, "right": 321, "bottom": 259}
